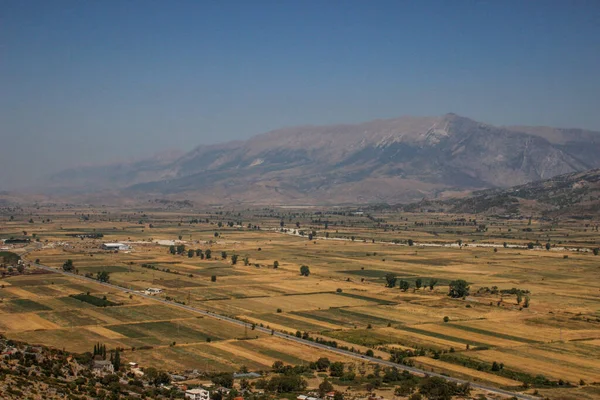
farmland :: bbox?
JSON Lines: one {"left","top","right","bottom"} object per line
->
{"left": 1, "top": 204, "right": 599, "bottom": 399}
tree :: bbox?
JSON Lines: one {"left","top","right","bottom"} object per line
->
{"left": 418, "top": 376, "right": 455, "bottom": 400}
{"left": 448, "top": 279, "right": 469, "bottom": 298}
{"left": 527, "top": 242, "right": 535, "bottom": 249}
{"left": 545, "top": 242, "right": 551, "bottom": 251}
{"left": 429, "top": 279, "right": 438, "bottom": 290}
{"left": 16, "top": 264, "right": 24, "bottom": 274}
{"left": 385, "top": 273, "right": 397, "bottom": 288}
{"left": 316, "top": 357, "right": 331, "bottom": 371}
{"left": 112, "top": 349, "right": 121, "bottom": 371}
{"left": 243, "top": 256, "right": 249, "bottom": 266}
{"left": 503, "top": 242, "right": 508, "bottom": 248}
{"left": 399, "top": 280, "right": 410, "bottom": 292}
{"left": 273, "top": 260, "right": 279, "bottom": 268}
{"left": 408, "top": 239, "right": 414, "bottom": 246}
{"left": 188, "top": 249, "right": 194, "bottom": 258}
{"left": 196, "top": 249, "right": 203, "bottom": 257}
{"left": 169, "top": 245, "right": 176, "bottom": 255}
{"left": 62, "top": 259, "right": 74, "bottom": 272}
{"left": 211, "top": 372, "right": 234, "bottom": 388}
{"left": 221, "top": 251, "right": 227, "bottom": 259}
{"left": 415, "top": 278, "right": 422, "bottom": 289}
{"left": 231, "top": 254, "right": 238, "bottom": 265}
{"left": 594, "top": 248, "right": 599, "bottom": 256}
{"left": 176, "top": 244, "right": 186, "bottom": 254}
{"left": 300, "top": 265, "right": 310, "bottom": 276}
{"left": 205, "top": 249, "right": 212, "bottom": 259}
{"left": 211, "top": 275, "right": 217, "bottom": 282}
{"left": 329, "top": 362, "right": 344, "bottom": 377}
{"left": 365, "top": 349, "right": 374, "bottom": 357}
{"left": 318, "top": 379, "right": 334, "bottom": 396}
{"left": 97, "top": 271, "right": 110, "bottom": 283}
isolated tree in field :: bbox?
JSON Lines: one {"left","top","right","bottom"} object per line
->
{"left": 169, "top": 245, "right": 176, "bottom": 254}
{"left": 457, "top": 239, "right": 463, "bottom": 247}
{"left": 408, "top": 239, "right": 414, "bottom": 246}
{"left": 187, "top": 249, "right": 194, "bottom": 258}
{"left": 97, "top": 271, "right": 110, "bottom": 283}
{"left": 195, "top": 249, "right": 202, "bottom": 257}
{"left": 300, "top": 265, "right": 310, "bottom": 276}
{"left": 428, "top": 279, "right": 438, "bottom": 291}
{"left": 527, "top": 242, "right": 535, "bottom": 249}
{"left": 594, "top": 248, "right": 599, "bottom": 256}
{"left": 243, "top": 256, "right": 249, "bottom": 266}
{"left": 415, "top": 278, "right": 422, "bottom": 289}
{"left": 399, "top": 280, "right": 410, "bottom": 292}
{"left": 205, "top": 249, "right": 212, "bottom": 259}
{"left": 545, "top": 242, "right": 551, "bottom": 251}
{"left": 16, "top": 264, "right": 24, "bottom": 274}
{"left": 448, "top": 279, "right": 469, "bottom": 298}
{"left": 62, "top": 259, "right": 74, "bottom": 272}
{"left": 231, "top": 254, "right": 238, "bottom": 265}
{"left": 273, "top": 260, "right": 279, "bottom": 268}
{"left": 308, "top": 233, "right": 313, "bottom": 240}
{"left": 178, "top": 235, "right": 183, "bottom": 241}
{"left": 385, "top": 273, "right": 397, "bottom": 288}
{"left": 176, "top": 244, "right": 186, "bottom": 254}
{"left": 221, "top": 251, "right": 227, "bottom": 259}
{"left": 211, "top": 275, "right": 217, "bottom": 282}
{"left": 503, "top": 242, "right": 508, "bottom": 248}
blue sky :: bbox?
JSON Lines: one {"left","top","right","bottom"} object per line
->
{"left": 1, "top": 0, "right": 599, "bottom": 187}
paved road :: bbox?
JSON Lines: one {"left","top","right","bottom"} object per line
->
{"left": 25, "top": 256, "right": 536, "bottom": 400}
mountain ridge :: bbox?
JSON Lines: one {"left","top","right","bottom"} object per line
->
{"left": 40, "top": 113, "right": 600, "bottom": 205}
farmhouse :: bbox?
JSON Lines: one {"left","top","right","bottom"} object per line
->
{"left": 101, "top": 243, "right": 130, "bottom": 251}
{"left": 185, "top": 388, "right": 210, "bottom": 400}
{"left": 143, "top": 287, "right": 164, "bottom": 295}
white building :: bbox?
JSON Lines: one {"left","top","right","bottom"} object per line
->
{"left": 143, "top": 288, "right": 164, "bottom": 295}
{"left": 185, "top": 388, "right": 210, "bottom": 400}
{"left": 101, "top": 243, "right": 130, "bottom": 251}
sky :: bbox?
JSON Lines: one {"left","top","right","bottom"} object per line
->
{"left": 1, "top": 0, "right": 600, "bottom": 188}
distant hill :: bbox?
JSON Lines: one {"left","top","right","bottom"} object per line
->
{"left": 401, "top": 168, "right": 600, "bottom": 218}
{"left": 41, "top": 114, "right": 600, "bottom": 205}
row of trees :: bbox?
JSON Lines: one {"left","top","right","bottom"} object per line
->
{"left": 385, "top": 273, "right": 437, "bottom": 291}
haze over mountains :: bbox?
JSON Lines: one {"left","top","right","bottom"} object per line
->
{"left": 43, "top": 114, "right": 600, "bottom": 205}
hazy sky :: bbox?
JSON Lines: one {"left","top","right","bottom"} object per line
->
{"left": 1, "top": 0, "right": 599, "bottom": 188}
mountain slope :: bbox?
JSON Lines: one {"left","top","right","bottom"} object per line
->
{"left": 44, "top": 114, "right": 600, "bottom": 204}
{"left": 402, "top": 168, "right": 600, "bottom": 217}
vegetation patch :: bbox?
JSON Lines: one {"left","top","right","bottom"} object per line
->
{"left": 4, "top": 299, "right": 52, "bottom": 313}
{"left": 70, "top": 293, "right": 120, "bottom": 307}
{"left": 336, "top": 292, "right": 396, "bottom": 305}
{"left": 0, "top": 251, "right": 20, "bottom": 265}
{"left": 450, "top": 323, "right": 541, "bottom": 344}
{"left": 395, "top": 325, "right": 490, "bottom": 348}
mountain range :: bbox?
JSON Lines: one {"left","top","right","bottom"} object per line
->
{"left": 41, "top": 113, "right": 600, "bottom": 205}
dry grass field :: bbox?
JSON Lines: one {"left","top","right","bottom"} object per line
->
{"left": 1, "top": 204, "right": 599, "bottom": 398}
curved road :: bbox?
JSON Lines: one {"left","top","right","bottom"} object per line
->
{"left": 24, "top": 254, "right": 536, "bottom": 400}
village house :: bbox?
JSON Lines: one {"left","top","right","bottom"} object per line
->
{"left": 92, "top": 359, "right": 114, "bottom": 375}
{"left": 185, "top": 388, "right": 210, "bottom": 400}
